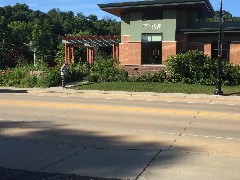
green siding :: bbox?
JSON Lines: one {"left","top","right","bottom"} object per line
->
{"left": 121, "top": 10, "right": 177, "bottom": 42}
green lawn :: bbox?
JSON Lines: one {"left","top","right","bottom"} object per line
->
{"left": 74, "top": 82, "right": 240, "bottom": 96}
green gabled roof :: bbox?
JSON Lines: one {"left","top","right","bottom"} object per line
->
{"left": 98, "top": 0, "right": 214, "bottom": 18}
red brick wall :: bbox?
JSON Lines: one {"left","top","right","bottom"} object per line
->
{"left": 162, "top": 41, "right": 177, "bottom": 63}
{"left": 119, "top": 35, "right": 141, "bottom": 65}
{"left": 204, "top": 43, "right": 211, "bottom": 58}
{"left": 230, "top": 43, "right": 240, "bottom": 65}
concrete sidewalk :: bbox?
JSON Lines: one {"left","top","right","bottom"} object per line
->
{"left": 1, "top": 85, "right": 240, "bottom": 105}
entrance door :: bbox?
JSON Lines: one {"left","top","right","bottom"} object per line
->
{"left": 142, "top": 34, "right": 162, "bottom": 64}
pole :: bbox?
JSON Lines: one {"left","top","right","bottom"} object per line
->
{"left": 33, "top": 47, "right": 36, "bottom": 67}
{"left": 214, "top": 0, "right": 223, "bottom": 95}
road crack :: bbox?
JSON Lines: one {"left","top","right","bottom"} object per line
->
{"left": 135, "top": 111, "right": 201, "bottom": 180}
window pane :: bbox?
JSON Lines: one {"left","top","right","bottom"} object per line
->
{"left": 152, "top": 35, "right": 162, "bottom": 41}
{"left": 142, "top": 34, "right": 162, "bottom": 42}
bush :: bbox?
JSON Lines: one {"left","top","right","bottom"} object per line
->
{"left": 36, "top": 68, "right": 61, "bottom": 88}
{"left": 0, "top": 65, "right": 32, "bottom": 86}
{"left": 166, "top": 50, "right": 240, "bottom": 86}
{"left": 19, "top": 75, "right": 38, "bottom": 88}
{"left": 166, "top": 50, "right": 217, "bottom": 85}
{"left": 129, "top": 70, "right": 167, "bottom": 82}
{"left": 222, "top": 62, "right": 240, "bottom": 86}
{"left": 0, "top": 62, "right": 90, "bottom": 88}
{"left": 66, "top": 63, "right": 89, "bottom": 82}
{"left": 86, "top": 57, "right": 127, "bottom": 82}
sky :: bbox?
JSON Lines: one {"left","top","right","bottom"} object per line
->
{"left": 0, "top": 0, "right": 240, "bottom": 20}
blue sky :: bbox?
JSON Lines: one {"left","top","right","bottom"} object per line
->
{"left": 0, "top": 0, "right": 239, "bottom": 20}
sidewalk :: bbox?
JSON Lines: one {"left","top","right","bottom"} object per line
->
{"left": 1, "top": 85, "right": 240, "bottom": 105}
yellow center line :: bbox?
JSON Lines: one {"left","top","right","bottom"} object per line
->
{"left": 0, "top": 99, "right": 239, "bottom": 120}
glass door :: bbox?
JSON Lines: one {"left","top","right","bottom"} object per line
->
{"left": 142, "top": 34, "right": 162, "bottom": 64}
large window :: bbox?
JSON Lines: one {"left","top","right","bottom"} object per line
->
{"left": 142, "top": 34, "right": 162, "bottom": 64}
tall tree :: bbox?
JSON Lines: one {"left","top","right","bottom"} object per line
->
{"left": 206, "top": 11, "right": 240, "bottom": 22}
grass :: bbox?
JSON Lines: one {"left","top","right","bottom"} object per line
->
{"left": 74, "top": 82, "right": 240, "bottom": 96}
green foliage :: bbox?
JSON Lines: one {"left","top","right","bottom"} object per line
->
{"left": 166, "top": 50, "right": 217, "bottom": 85}
{"left": 19, "top": 75, "right": 38, "bottom": 88}
{"left": 0, "top": 3, "right": 121, "bottom": 69}
{"left": 2, "top": 65, "right": 32, "bottom": 86}
{"left": 0, "top": 61, "right": 91, "bottom": 88}
{"left": 54, "top": 44, "right": 65, "bottom": 66}
{"left": 206, "top": 11, "right": 240, "bottom": 22}
{"left": 166, "top": 50, "right": 240, "bottom": 86}
{"left": 36, "top": 67, "right": 61, "bottom": 88}
{"left": 75, "top": 82, "right": 240, "bottom": 95}
{"left": 66, "top": 63, "right": 89, "bottom": 82}
{"left": 129, "top": 70, "right": 167, "bottom": 83}
{"left": 222, "top": 62, "right": 240, "bottom": 86}
{"left": 86, "top": 58, "right": 127, "bottom": 82}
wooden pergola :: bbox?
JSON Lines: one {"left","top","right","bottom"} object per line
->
{"left": 62, "top": 36, "right": 120, "bottom": 64}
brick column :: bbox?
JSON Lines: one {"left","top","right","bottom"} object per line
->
{"left": 230, "top": 43, "right": 240, "bottom": 64}
{"left": 162, "top": 41, "right": 177, "bottom": 63}
{"left": 70, "top": 45, "right": 74, "bottom": 64}
{"left": 204, "top": 43, "right": 212, "bottom": 58}
{"left": 86, "top": 47, "right": 95, "bottom": 64}
{"left": 64, "top": 44, "right": 68, "bottom": 63}
{"left": 119, "top": 35, "right": 141, "bottom": 65}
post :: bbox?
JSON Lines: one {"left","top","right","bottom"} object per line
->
{"left": 214, "top": 0, "right": 223, "bottom": 95}
{"left": 33, "top": 47, "right": 37, "bottom": 67}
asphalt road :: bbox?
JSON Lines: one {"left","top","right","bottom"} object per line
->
{"left": 0, "top": 89, "right": 240, "bottom": 180}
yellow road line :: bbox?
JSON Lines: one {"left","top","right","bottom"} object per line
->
{"left": 0, "top": 99, "right": 239, "bottom": 120}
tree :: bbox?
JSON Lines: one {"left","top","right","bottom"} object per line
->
{"left": 0, "top": 3, "right": 121, "bottom": 69}
{"left": 206, "top": 11, "right": 240, "bottom": 22}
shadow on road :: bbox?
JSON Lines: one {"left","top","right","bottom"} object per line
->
{"left": 0, "top": 89, "right": 28, "bottom": 93}
{"left": 223, "top": 92, "right": 240, "bottom": 96}
{"left": 0, "top": 120, "right": 192, "bottom": 180}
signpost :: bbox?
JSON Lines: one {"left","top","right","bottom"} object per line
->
{"left": 214, "top": 0, "right": 223, "bottom": 95}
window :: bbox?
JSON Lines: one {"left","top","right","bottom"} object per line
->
{"left": 142, "top": 34, "right": 162, "bottom": 42}
{"left": 142, "top": 34, "right": 163, "bottom": 64}
{"left": 142, "top": 11, "right": 163, "bottom": 21}
{"left": 211, "top": 41, "right": 230, "bottom": 61}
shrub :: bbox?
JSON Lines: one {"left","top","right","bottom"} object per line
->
{"left": 222, "top": 62, "right": 240, "bottom": 86}
{"left": 0, "top": 65, "right": 32, "bottom": 86}
{"left": 66, "top": 63, "right": 89, "bottom": 82}
{"left": 129, "top": 70, "right": 167, "bottom": 83}
{"left": 36, "top": 67, "right": 61, "bottom": 88}
{"left": 166, "top": 50, "right": 240, "bottom": 86}
{"left": 86, "top": 57, "right": 127, "bottom": 82}
{"left": 0, "top": 62, "right": 90, "bottom": 88}
{"left": 19, "top": 75, "right": 38, "bottom": 88}
{"left": 166, "top": 50, "right": 217, "bottom": 85}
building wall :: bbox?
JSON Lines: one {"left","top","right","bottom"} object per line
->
{"left": 119, "top": 35, "right": 141, "bottom": 65}
{"left": 162, "top": 41, "right": 177, "bottom": 63}
{"left": 119, "top": 8, "right": 240, "bottom": 66}
{"left": 120, "top": 10, "right": 177, "bottom": 65}
{"left": 121, "top": 9, "right": 177, "bottom": 42}
{"left": 230, "top": 42, "right": 240, "bottom": 64}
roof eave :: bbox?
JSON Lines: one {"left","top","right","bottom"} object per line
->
{"left": 98, "top": 0, "right": 215, "bottom": 18}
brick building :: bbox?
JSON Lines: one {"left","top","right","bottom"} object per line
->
{"left": 98, "top": 0, "right": 240, "bottom": 66}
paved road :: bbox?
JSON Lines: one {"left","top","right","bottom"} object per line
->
{"left": 0, "top": 88, "right": 240, "bottom": 179}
